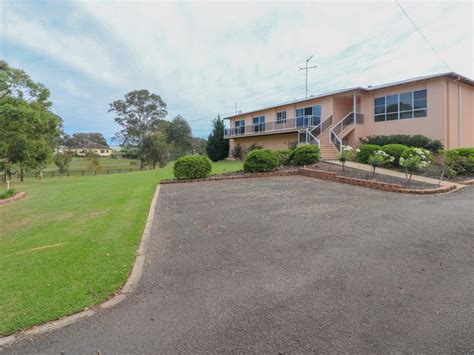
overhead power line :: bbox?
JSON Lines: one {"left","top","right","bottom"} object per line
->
{"left": 394, "top": 0, "right": 453, "bottom": 72}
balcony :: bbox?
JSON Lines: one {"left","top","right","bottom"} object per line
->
{"left": 224, "top": 116, "right": 321, "bottom": 138}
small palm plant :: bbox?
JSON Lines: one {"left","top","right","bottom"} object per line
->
{"left": 337, "top": 145, "right": 353, "bottom": 172}
{"left": 368, "top": 150, "right": 394, "bottom": 177}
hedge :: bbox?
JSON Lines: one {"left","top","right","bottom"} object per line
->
{"left": 361, "top": 135, "right": 443, "bottom": 153}
{"left": 381, "top": 144, "right": 409, "bottom": 167}
{"left": 289, "top": 145, "right": 320, "bottom": 165}
{"left": 173, "top": 155, "right": 213, "bottom": 180}
{"left": 243, "top": 149, "right": 279, "bottom": 173}
{"left": 356, "top": 144, "right": 381, "bottom": 164}
{"left": 446, "top": 148, "right": 474, "bottom": 175}
{"left": 275, "top": 149, "right": 292, "bottom": 166}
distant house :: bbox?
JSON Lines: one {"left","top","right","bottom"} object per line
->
{"left": 71, "top": 143, "right": 112, "bottom": 157}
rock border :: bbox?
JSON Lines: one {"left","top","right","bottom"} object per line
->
{"left": 0, "top": 192, "right": 27, "bottom": 205}
{"left": 160, "top": 170, "right": 299, "bottom": 184}
{"left": 299, "top": 168, "right": 457, "bottom": 194}
{"left": 0, "top": 185, "right": 161, "bottom": 349}
{"left": 161, "top": 169, "right": 457, "bottom": 194}
{"left": 462, "top": 178, "right": 474, "bottom": 186}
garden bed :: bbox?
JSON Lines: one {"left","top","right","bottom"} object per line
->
{"left": 310, "top": 162, "right": 438, "bottom": 190}
{"left": 396, "top": 164, "right": 474, "bottom": 184}
{"left": 0, "top": 191, "right": 27, "bottom": 205}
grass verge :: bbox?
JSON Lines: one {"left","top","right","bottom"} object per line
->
{"left": 0, "top": 160, "right": 242, "bottom": 335}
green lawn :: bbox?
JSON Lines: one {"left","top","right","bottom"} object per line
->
{"left": 0, "top": 160, "right": 242, "bottom": 336}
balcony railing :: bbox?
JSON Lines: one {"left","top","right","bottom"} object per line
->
{"left": 224, "top": 115, "right": 320, "bottom": 138}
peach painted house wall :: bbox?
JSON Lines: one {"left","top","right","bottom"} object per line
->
{"left": 225, "top": 73, "right": 474, "bottom": 154}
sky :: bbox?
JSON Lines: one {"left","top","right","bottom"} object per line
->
{"left": 0, "top": 0, "right": 472, "bottom": 142}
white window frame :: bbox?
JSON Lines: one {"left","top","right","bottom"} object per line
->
{"left": 374, "top": 89, "right": 427, "bottom": 122}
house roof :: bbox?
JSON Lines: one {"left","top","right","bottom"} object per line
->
{"left": 224, "top": 72, "right": 473, "bottom": 119}
{"left": 73, "top": 142, "right": 110, "bottom": 150}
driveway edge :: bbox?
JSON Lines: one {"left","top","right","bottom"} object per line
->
{"left": 0, "top": 185, "right": 161, "bottom": 348}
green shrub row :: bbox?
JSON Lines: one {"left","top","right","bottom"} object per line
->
{"left": 446, "top": 148, "right": 474, "bottom": 175}
{"left": 243, "top": 145, "right": 320, "bottom": 173}
{"left": 361, "top": 135, "right": 443, "bottom": 153}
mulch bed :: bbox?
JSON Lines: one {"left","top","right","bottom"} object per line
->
{"left": 398, "top": 164, "right": 474, "bottom": 184}
{"left": 310, "top": 162, "right": 438, "bottom": 190}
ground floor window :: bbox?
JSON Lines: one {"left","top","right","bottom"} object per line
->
{"left": 374, "top": 89, "right": 427, "bottom": 122}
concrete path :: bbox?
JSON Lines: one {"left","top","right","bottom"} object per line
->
{"left": 326, "top": 160, "right": 461, "bottom": 187}
{"left": 3, "top": 177, "right": 473, "bottom": 353}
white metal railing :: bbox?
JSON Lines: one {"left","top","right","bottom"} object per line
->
{"left": 329, "top": 112, "right": 363, "bottom": 152}
{"left": 224, "top": 115, "right": 321, "bottom": 138}
{"left": 298, "top": 115, "right": 333, "bottom": 147}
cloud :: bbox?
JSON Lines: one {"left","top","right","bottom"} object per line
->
{"left": 1, "top": 0, "right": 472, "bottom": 139}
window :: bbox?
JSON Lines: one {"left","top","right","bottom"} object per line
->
{"left": 235, "top": 119, "right": 245, "bottom": 135}
{"left": 374, "top": 89, "right": 427, "bottom": 122}
{"left": 277, "top": 111, "right": 287, "bottom": 124}
{"left": 100, "top": 150, "right": 105, "bottom": 153}
{"left": 253, "top": 116, "right": 265, "bottom": 133}
{"left": 296, "top": 105, "right": 321, "bottom": 127}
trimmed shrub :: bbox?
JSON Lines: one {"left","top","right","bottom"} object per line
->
{"left": 381, "top": 144, "right": 409, "bottom": 167}
{"left": 355, "top": 144, "right": 381, "bottom": 163}
{"left": 173, "top": 155, "right": 212, "bottom": 180}
{"left": 446, "top": 148, "right": 474, "bottom": 175}
{"left": 289, "top": 145, "right": 320, "bottom": 166}
{"left": 275, "top": 149, "right": 292, "bottom": 166}
{"left": 243, "top": 149, "right": 279, "bottom": 173}
{"left": 361, "top": 135, "right": 443, "bottom": 153}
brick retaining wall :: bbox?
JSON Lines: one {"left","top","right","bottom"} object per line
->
{"left": 160, "top": 168, "right": 457, "bottom": 194}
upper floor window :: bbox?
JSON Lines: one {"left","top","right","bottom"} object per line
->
{"left": 253, "top": 116, "right": 265, "bottom": 133}
{"left": 235, "top": 119, "right": 245, "bottom": 134}
{"left": 296, "top": 105, "right": 321, "bottom": 127}
{"left": 374, "top": 89, "right": 427, "bottom": 122}
{"left": 277, "top": 111, "right": 287, "bottom": 124}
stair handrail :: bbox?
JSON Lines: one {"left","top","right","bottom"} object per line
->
{"left": 329, "top": 112, "right": 355, "bottom": 152}
{"left": 309, "top": 115, "right": 333, "bottom": 138}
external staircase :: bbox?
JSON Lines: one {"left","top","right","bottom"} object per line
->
{"left": 298, "top": 112, "right": 363, "bottom": 160}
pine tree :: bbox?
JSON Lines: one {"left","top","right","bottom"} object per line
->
{"left": 206, "top": 115, "right": 229, "bottom": 162}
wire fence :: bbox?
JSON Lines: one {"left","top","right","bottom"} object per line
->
{"left": 4, "top": 167, "right": 147, "bottom": 180}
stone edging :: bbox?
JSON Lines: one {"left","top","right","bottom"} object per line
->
{"left": 462, "top": 179, "right": 474, "bottom": 186}
{"left": 0, "top": 192, "right": 27, "bottom": 205}
{"left": 161, "top": 168, "right": 457, "bottom": 194}
{"left": 0, "top": 185, "right": 161, "bottom": 349}
{"left": 160, "top": 170, "right": 299, "bottom": 184}
{"left": 299, "top": 168, "right": 457, "bottom": 194}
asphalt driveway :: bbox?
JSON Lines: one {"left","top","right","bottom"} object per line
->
{"left": 3, "top": 176, "right": 474, "bottom": 353}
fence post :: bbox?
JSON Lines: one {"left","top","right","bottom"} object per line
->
{"left": 119, "top": 169, "right": 121, "bottom": 174}
{"left": 52, "top": 172, "right": 54, "bottom": 178}
{"left": 130, "top": 168, "right": 132, "bottom": 173}
{"left": 107, "top": 169, "right": 109, "bottom": 175}
{"left": 82, "top": 170, "right": 84, "bottom": 176}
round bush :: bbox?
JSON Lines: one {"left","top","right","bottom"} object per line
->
{"left": 382, "top": 144, "right": 409, "bottom": 166}
{"left": 274, "top": 149, "right": 292, "bottom": 166}
{"left": 173, "top": 155, "right": 212, "bottom": 180}
{"left": 243, "top": 149, "right": 279, "bottom": 173}
{"left": 289, "top": 145, "right": 320, "bottom": 166}
{"left": 356, "top": 144, "right": 381, "bottom": 163}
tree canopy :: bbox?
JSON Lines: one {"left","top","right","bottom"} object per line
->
{"left": 109, "top": 89, "right": 168, "bottom": 146}
{"left": 206, "top": 115, "right": 229, "bottom": 161}
{"left": 0, "top": 62, "right": 61, "bottom": 180}
{"left": 166, "top": 115, "right": 193, "bottom": 158}
{"left": 62, "top": 132, "right": 108, "bottom": 147}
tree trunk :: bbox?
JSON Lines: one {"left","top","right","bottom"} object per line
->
{"left": 20, "top": 164, "right": 24, "bottom": 182}
{"left": 140, "top": 159, "right": 145, "bottom": 169}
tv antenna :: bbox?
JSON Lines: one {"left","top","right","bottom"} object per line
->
{"left": 299, "top": 55, "right": 318, "bottom": 98}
